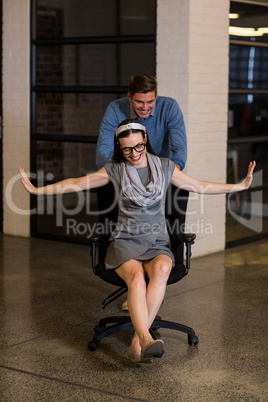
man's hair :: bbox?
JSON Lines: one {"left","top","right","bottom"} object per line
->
{"left": 128, "top": 72, "right": 157, "bottom": 96}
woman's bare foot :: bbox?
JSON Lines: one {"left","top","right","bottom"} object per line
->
{"left": 130, "top": 333, "right": 142, "bottom": 356}
{"left": 131, "top": 331, "right": 155, "bottom": 354}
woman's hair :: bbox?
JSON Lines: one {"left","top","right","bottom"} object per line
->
{"left": 128, "top": 72, "right": 157, "bottom": 96}
{"left": 112, "top": 118, "right": 157, "bottom": 163}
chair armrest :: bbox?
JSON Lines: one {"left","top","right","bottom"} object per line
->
{"left": 183, "top": 233, "right": 196, "bottom": 243}
{"left": 89, "top": 234, "right": 100, "bottom": 244}
{"left": 89, "top": 233, "right": 100, "bottom": 269}
{"left": 183, "top": 233, "right": 196, "bottom": 272}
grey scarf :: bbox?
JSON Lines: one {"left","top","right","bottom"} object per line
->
{"left": 120, "top": 153, "right": 165, "bottom": 207}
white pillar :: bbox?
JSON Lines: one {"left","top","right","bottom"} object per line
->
{"left": 157, "top": 0, "right": 230, "bottom": 257}
{"left": 3, "top": 0, "right": 31, "bottom": 236}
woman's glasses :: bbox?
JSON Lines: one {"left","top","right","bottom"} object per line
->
{"left": 120, "top": 142, "right": 146, "bottom": 156}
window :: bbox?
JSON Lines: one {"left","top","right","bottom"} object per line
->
{"left": 227, "top": 1, "right": 268, "bottom": 246}
{"left": 31, "top": 0, "right": 156, "bottom": 241}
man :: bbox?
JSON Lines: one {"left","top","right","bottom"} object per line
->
{"left": 96, "top": 72, "right": 186, "bottom": 171}
{"left": 96, "top": 72, "right": 188, "bottom": 310}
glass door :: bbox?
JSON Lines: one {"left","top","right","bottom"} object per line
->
{"left": 227, "top": 1, "right": 268, "bottom": 246}
{"left": 0, "top": 0, "right": 2, "bottom": 233}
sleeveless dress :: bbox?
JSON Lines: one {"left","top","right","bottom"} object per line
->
{"left": 104, "top": 157, "right": 176, "bottom": 270}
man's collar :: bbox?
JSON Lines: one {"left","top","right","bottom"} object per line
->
{"left": 130, "top": 106, "right": 137, "bottom": 119}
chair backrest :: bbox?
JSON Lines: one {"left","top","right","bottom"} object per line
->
{"left": 165, "top": 185, "right": 189, "bottom": 264}
{"left": 94, "top": 184, "right": 189, "bottom": 282}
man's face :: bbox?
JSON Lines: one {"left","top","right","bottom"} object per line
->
{"left": 128, "top": 91, "right": 157, "bottom": 120}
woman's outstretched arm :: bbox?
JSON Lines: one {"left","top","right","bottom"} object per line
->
{"left": 18, "top": 167, "right": 110, "bottom": 195}
{"left": 170, "top": 161, "right": 256, "bottom": 194}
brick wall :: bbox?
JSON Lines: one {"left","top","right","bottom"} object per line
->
{"left": 3, "top": 0, "right": 31, "bottom": 236}
{"left": 157, "top": 0, "right": 230, "bottom": 257}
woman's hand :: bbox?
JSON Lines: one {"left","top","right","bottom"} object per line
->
{"left": 241, "top": 161, "right": 256, "bottom": 190}
{"left": 18, "top": 168, "right": 38, "bottom": 195}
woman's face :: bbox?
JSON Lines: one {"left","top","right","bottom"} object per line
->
{"left": 118, "top": 132, "right": 148, "bottom": 168}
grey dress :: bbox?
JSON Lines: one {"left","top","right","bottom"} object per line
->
{"left": 104, "top": 157, "right": 176, "bottom": 270}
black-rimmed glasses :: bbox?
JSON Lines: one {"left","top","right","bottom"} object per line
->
{"left": 120, "top": 142, "right": 146, "bottom": 156}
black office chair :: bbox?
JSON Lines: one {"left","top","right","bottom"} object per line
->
{"left": 88, "top": 187, "right": 199, "bottom": 351}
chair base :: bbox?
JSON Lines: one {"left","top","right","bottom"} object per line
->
{"left": 88, "top": 315, "right": 199, "bottom": 351}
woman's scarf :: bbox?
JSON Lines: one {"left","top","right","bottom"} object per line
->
{"left": 120, "top": 153, "right": 165, "bottom": 207}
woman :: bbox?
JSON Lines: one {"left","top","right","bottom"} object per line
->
{"left": 19, "top": 119, "right": 256, "bottom": 363}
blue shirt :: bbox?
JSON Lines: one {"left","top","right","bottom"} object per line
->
{"left": 96, "top": 96, "right": 187, "bottom": 170}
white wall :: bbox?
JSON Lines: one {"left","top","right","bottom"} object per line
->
{"left": 157, "top": 0, "right": 230, "bottom": 257}
{"left": 3, "top": 0, "right": 31, "bottom": 236}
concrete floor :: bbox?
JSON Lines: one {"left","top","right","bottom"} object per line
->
{"left": 0, "top": 234, "right": 267, "bottom": 401}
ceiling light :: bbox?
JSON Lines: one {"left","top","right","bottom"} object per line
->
{"left": 257, "top": 27, "right": 268, "bottom": 33}
{"left": 229, "top": 13, "right": 239, "bottom": 19}
{"left": 229, "top": 26, "right": 264, "bottom": 36}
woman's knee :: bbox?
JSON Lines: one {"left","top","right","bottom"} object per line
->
{"left": 150, "top": 261, "right": 172, "bottom": 283}
{"left": 117, "top": 261, "right": 146, "bottom": 289}
{"left": 129, "top": 270, "right": 146, "bottom": 289}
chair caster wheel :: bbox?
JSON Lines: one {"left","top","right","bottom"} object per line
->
{"left": 94, "top": 325, "right": 104, "bottom": 333}
{"left": 88, "top": 340, "right": 99, "bottom": 351}
{"left": 188, "top": 334, "right": 199, "bottom": 346}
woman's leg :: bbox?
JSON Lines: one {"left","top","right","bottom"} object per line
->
{"left": 115, "top": 255, "right": 172, "bottom": 357}
{"left": 143, "top": 255, "right": 173, "bottom": 329}
{"left": 115, "top": 259, "right": 154, "bottom": 355}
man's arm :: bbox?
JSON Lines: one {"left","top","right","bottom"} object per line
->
{"left": 167, "top": 99, "right": 187, "bottom": 170}
{"left": 96, "top": 103, "right": 120, "bottom": 169}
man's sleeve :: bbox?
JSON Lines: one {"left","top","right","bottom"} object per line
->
{"left": 96, "top": 103, "right": 119, "bottom": 169}
{"left": 167, "top": 100, "right": 187, "bottom": 170}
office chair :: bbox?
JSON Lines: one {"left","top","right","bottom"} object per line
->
{"left": 88, "top": 187, "right": 199, "bottom": 351}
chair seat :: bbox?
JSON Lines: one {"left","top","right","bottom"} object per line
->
{"left": 94, "top": 261, "right": 188, "bottom": 288}
{"left": 94, "top": 263, "right": 126, "bottom": 287}
{"left": 167, "top": 262, "right": 187, "bottom": 285}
